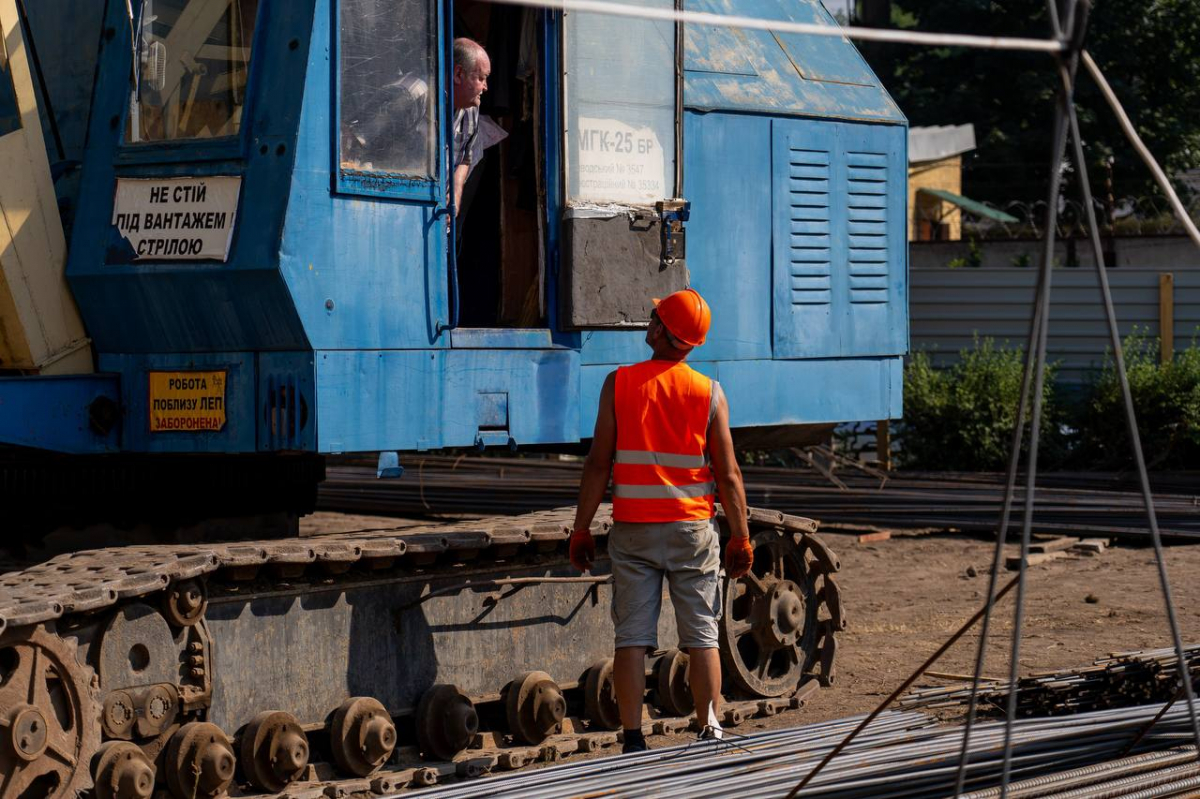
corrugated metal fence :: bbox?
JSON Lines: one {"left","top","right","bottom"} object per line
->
{"left": 910, "top": 238, "right": 1200, "bottom": 382}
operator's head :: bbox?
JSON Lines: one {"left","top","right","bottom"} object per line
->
{"left": 646, "top": 288, "right": 711, "bottom": 359}
{"left": 453, "top": 38, "right": 490, "bottom": 111}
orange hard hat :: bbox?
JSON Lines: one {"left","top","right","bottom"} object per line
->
{"left": 652, "top": 288, "right": 711, "bottom": 347}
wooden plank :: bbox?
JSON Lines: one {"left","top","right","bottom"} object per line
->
{"left": 1074, "top": 538, "right": 1110, "bottom": 554}
{"left": 1005, "top": 551, "right": 1068, "bottom": 570}
{"left": 857, "top": 530, "right": 891, "bottom": 543}
{"left": 1028, "top": 536, "right": 1080, "bottom": 554}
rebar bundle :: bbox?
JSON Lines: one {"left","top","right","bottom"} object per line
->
{"left": 405, "top": 703, "right": 1200, "bottom": 798}
{"left": 316, "top": 458, "right": 1200, "bottom": 541}
{"left": 901, "top": 647, "right": 1200, "bottom": 717}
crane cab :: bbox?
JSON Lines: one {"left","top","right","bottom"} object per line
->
{"left": 21, "top": 0, "right": 907, "bottom": 462}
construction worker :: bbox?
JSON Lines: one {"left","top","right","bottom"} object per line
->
{"left": 570, "top": 288, "right": 754, "bottom": 752}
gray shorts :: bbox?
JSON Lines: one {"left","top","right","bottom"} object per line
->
{"left": 607, "top": 518, "right": 722, "bottom": 650}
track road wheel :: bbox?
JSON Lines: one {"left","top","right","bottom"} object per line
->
{"left": 582, "top": 659, "right": 620, "bottom": 731}
{"left": 719, "top": 530, "right": 821, "bottom": 697}
{"left": 330, "top": 697, "right": 395, "bottom": 777}
{"left": 240, "top": 711, "right": 308, "bottom": 792}
{"left": 92, "top": 741, "right": 155, "bottom": 799}
{"left": 164, "top": 722, "right": 235, "bottom": 799}
{"left": 415, "top": 685, "right": 478, "bottom": 761}
{"left": 504, "top": 671, "right": 565, "bottom": 744}
{"left": 654, "top": 649, "right": 694, "bottom": 717}
{"left": 0, "top": 625, "right": 101, "bottom": 799}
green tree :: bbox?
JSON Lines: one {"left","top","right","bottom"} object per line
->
{"left": 862, "top": 1, "right": 1200, "bottom": 204}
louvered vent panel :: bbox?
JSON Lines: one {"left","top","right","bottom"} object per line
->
{"left": 846, "top": 151, "right": 889, "bottom": 304}
{"left": 788, "top": 148, "right": 832, "bottom": 305}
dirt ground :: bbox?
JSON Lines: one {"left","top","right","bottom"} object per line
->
{"left": 302, "top": 511, "right": 1200, "bottom": 748}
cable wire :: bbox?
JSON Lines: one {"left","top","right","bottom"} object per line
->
{"left": 484, "top": 0, "right": 1066, "bottom": 52}
{"left": 1060, "top": 46, "right": 1200, "bottom": 771}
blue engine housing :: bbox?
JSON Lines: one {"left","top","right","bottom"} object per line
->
{"left": 5, "top": 0, "right": 907, "bottom": 458}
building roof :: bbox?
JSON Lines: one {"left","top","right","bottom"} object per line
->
{"left": 909, "top": 124, "right": 976, "bottom": 163}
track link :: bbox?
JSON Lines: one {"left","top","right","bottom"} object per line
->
{"left": 0, "top": 505, "right": 841, "bottom": 799}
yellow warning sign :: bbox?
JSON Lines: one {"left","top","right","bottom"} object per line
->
{"left": 149, "top": 371, "right": 227, "bottom": 432}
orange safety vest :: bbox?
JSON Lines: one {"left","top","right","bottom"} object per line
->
{"left": 612, "top": 360, "right": 717, "bottom": 523}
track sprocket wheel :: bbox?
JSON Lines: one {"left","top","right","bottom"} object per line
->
{"left": 0, "top": 625, "right": 101, "bottom": 799}
{"left": 719, "top": 529, "right": 841, "bottom": 697}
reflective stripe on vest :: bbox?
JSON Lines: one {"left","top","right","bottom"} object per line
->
{"left": 612, "top": 481, "right": 717, "bottom": 499}
{"left": 614, "top": 450, "right": 708, "bottom": 469}
{"left": 611, "top": 360, "right": 716, "bottom": 523}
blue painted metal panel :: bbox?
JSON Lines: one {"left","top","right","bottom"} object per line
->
{"left": 579, "top": 356, "right": 902, "bottom": 438}
{"left": 0, "top": 374, "right": 120, "bottom": 453}
{"left": 276, "top": 0, "right": 449, "bottom": 351}
{"left": 449, "top": 329, "right": 565, "bottom": 349}
{"left": 65, "top": 0, "right": 315, "bottom": 354}
{"left": 716, "top": 357, "right": 902, "bottom": 426}
{"left": 99, "top": 353, "right": 258, "bottom": 453}
{"left": 771, "top": 117, "right": 907, "bottom": 359}
{"left": 683, "top": 0, "right": 903, "bottom": 123}
{"left": 315, "top": 349, "right": 579, "bottom": 452}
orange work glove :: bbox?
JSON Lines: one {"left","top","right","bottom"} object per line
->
{"left": 569, "top": 528, "right": 596, "bottom": 572}
{"left": 725, "top": 535, "right": 754, "bottom": 579}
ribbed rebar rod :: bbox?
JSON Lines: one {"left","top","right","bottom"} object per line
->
{"left": 955, "top": 162, "right": 1050, "bottom": 798}
{"left": 1055, "top": 27, "right": 1200, "bottom": 764}
{"left": 782, "top": 574, "right": 1020, "bottom": 798}
{"left": 1000, "top": 1, "right": 1081, "bottom": 786}
{"left": 962, "top": 748, "right": 1198, "bottom": 799}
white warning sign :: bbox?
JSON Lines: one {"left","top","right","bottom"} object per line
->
{"left": 574, "top": 117, "right": 666, "bottom": 205}
{"left": 112, "top": 176, "right": 241, "bottom": 261}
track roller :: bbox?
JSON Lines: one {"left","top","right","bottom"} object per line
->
{"left": 92, "top": 741, "right": 156, "bottom": 799}
{"left": 655, "top": 648, "right": 694, "bottom": 717}
{"left": 330, "top": 697, "right": 396, "bottom": 777}
{"left": 164, "top": 722, "right": 236, "bottom": 799}
{"left": 415, "top": 684, "right": 478, "bottom": 761}
{"left": 582, "top": 659, "right": 620, "bottom": 731}
{"left": 504, "top": 671, "right": 566, "bottom": 744}
{"left": 239, "top": 711, "right": 309, "bottom": 792}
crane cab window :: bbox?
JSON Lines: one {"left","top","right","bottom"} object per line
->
{"left": 339, "top": 0, "right": 438, "bottom": 184}
{"left": 564, "top": 0, "right": 676, "bottom": 206}
{"left": 126, "top": 0, "right": 259, "bottom": 143}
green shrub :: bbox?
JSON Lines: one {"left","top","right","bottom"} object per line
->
{"left": 897, "top": 338, "right": 1064, "bottom": 471}
{"left": 1073, "top": 331, "right": 1200, "bottom": 469}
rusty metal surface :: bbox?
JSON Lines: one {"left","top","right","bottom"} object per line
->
{"left": 0, "top": 625, "right": 101, "bottom": 799}
{"left": 0, "top": 504, "right": 839, "bottom": 797}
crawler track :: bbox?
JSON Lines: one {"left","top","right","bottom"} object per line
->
{"left": 0, "top": 505, "right": 842, "bottom": 798}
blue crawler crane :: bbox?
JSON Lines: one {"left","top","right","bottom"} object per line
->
{"left": 0, "top": 0, "right": 904, "bottom": 795}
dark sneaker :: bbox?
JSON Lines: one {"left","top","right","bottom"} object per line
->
{"left": 622, "top": 739, "right": 649, "bottom": 754}
{"left": 697, "top": 724, "right": 724, "bottom": 741}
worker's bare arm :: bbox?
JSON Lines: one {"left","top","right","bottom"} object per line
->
{"left": 708, "top": 389, "right": 750, "bottom": 539}
{"left": 573, "top": 372, "right": 618, "bottom": 532}
{"left": 452, "top": 164, "right": 470, "bottom": 217}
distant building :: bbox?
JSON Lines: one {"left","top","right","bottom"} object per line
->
{"left": 908, "top": 124, "right": 977, "bottom": 241}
